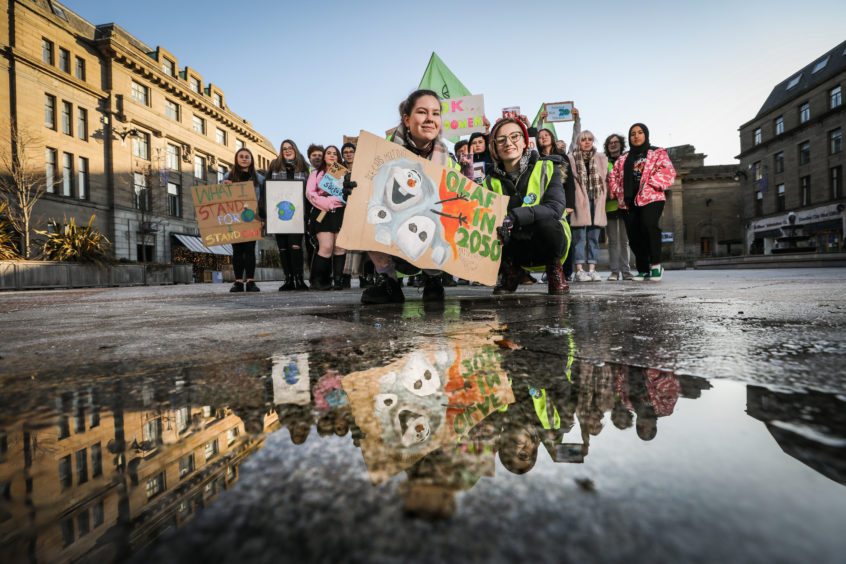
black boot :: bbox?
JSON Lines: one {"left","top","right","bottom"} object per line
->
{"left": 291, "top": 248, "right": 308, "bottom": 290}
{"left": 310, "top": 255, "right": 332, "bottom": 291}
{"left": 422, "top": 272, "right": 445, "bottom": 302}
{"left": 332, "top": 254, "right": 346, "bottom": 290}
{"left": 361, "top": 273, "right": 405, "bottom": 304}
{"left": 278, "top": 249, "right": 295, "bottom": 291}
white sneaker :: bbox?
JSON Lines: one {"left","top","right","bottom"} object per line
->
{"left": 589, "top": 270, "right": 601, "bottom": 282}
{"left": 607, "top": 272, "right": 619, "bottom": 281}
{"left": 574, "top": 270, "right": 591, "bottom": 282}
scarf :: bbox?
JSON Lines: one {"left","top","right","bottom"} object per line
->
{"left": 391, "top": 122, "right": 450, "bottom": 166}
{"left": 573, "top": 147, "right": 603, "bottom": 200}
{"left": 491, "top": 151, "right": 531, "bottom": 186}
{"left": 623, "top": 123, "right": 654, "bottom": 205}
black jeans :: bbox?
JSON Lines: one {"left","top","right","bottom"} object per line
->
{"left": 624, "top": 201, "right": 664, "bottom": 273}
{"left": 232, "top": 241, "right": 257, "bottom": 280}
{"left": 504, "top": 217, "right": 567, "bottom": 266}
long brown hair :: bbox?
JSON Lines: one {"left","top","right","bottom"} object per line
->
{"left": 270, "top": 139, "right": 309, "bottom": 175}
{"left": 233, "top": 148, "right": 260, "bottom": 186}
{"left": 320, "top": 145, "right": 341, "bottom": 173}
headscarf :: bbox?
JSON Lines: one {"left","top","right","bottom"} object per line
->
{"left": 623, "top": 123, "right": 654, "bottom": 205}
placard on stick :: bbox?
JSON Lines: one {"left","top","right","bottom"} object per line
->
{"left": 317, "top": 162, "right": 349, "bottom": 202}
{"left": 544, "top": 101, "right": 575, "bottom": 122}
{"left": 190, "top": 181, "right": 263, "bottom": 246}
{"left": 336, "top": 131, "right": 509, "bottom": 286}
{"left": 266, "top": 180, "right": 305, "bottom": 234}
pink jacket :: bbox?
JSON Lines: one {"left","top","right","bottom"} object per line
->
{"left": 306, "top": 170, "right": 344, "bottom": 212}
{"left": 608, "top": 148, "right": 676, "bottom": 209}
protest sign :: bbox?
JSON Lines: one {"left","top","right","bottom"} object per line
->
{"left": 502, "top": 106, "right": 520, "bottom": 119}
{"left": 265, "top": 181, "right": 305, "bottom": 234}
{"left": 343, "top": 135, "right": 359, "bottom": 147}
{"left": 190, "top": 181, "right": 263, "bottom": 246}
{"left": 440, "top": 94, "right": 486, "bottom": 137}
{"left": 544, "top": 101, "right": 575, "bottom": 122}
{"left": 317, "top": 162, "right": 348, "bottom": 202}
{"left": 337, "top": 131, "right": 509, "bottom": 286}
{"left": 271, "top": 353, "right": 311, "bottom": 406}
{"left": 342, "top": 329, "right": 514, "bottom": 484}
{"left": 472, "top": 161, "right": 485, "bottom": 184}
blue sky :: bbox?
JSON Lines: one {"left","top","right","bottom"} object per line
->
{"left": 62, "top": 0, "right": 846, "bottom": 165}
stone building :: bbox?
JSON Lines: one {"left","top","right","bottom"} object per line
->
{"left": 0, "top": 0, "right": 277, "bottom": 264}
{"left": 736, "top": 40, "right": 845, "bottom": 255}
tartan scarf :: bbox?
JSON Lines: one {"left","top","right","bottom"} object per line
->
{"left": 573, "top": 147, "right": 604, "bottom": 200}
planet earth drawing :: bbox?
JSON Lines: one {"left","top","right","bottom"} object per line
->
{"left": 277, "top": 201, "right": 296, "bottom": 221}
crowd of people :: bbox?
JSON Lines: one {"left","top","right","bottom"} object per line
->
{"left": 221, "top": 89, "right": 677, "bottom": 300}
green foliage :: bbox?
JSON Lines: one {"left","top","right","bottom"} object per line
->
{"left": 0, "top": 202, "right": 22, "bottom": 260}
{"left": 37, "top": 215, "right": 112, "bottom": 266}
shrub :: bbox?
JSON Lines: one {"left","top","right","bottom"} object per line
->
{"left": 0, "top": 202, "right": 22, "bottom": 260}
{"left": 37, "top": 215, "right": 111, "bottom": 266}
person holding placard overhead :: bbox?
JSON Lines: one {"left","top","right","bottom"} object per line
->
{"left": 608, "top": 123, "right": 676, "bottom": 281}
{"left": 222, "top": 148, "right": 265, "bottom": 292}
{"left": 268, "top": 139, "right": 310, "bottom": 291}
{"left": 306, "top": 145, "right": 347, "bottom": 291}
{"left": 568, "top": 130, "right": 608, "bottom": 282}
{"left": 484, "top": 118, "right": 569, "bottom": 295}
{"left": 353, "top": 89, "right": 463, "bottom": 305}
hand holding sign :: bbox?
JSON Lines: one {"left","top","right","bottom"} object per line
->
{"left": 318, "top": 162, "right": 349, "bottom": 203}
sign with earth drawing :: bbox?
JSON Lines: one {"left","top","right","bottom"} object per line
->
{"left": 544, "top": 101, "right": 575, "bottom": 122}
{"left": 190, "top": 181, "right": 264, "bottom": 246}
{"left": 337, "top": 130, "right": 509, "bottom": 286}
{"left": 266, "top": 180, "right": 306, "bottom": 234}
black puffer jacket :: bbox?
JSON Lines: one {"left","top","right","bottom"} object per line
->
{"left": 486, "top": 152, "right": 567, "bottom": 227}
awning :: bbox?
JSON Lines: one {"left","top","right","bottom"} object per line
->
{"left": 172, "top": 234, "right": 232, "bottom": 256}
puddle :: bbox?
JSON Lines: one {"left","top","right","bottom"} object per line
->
{"left": 1, "top": 329, "right": 845, "bottom": 563}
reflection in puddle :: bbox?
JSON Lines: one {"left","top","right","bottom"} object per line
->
{"left": 1, "top": 328, "right": 845, "bottom": 562}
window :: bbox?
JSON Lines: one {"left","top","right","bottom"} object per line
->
{"left": 831, "top": 166, "right": 842, "bottom": 200}
{"left": 777, "top": 183, "right": 785, "bottom": 211}
{"left": 133, "top": 131, "right": 150, "bottom": 160}
{"left": 45, "top": 94, "right": 56, "bottom": 129}
{"left": 774, "top": 151, "right": 784, "bottom": 174}
{"left": 61, "top": 519, "right": 74, "bottom": 547}
{"left": 786, "top": 74, "right": 802, "bottom": 89}
{"left": 775, "top": 116, "right": 784, "bottom": 135}
{"left": 131, "top": 81, "right": 149, "bottom": 105}
{"left": 177, "top": 407, "right": 189, "bottom": 432}
{"left": 162, "top": 58, "right": 175, "bottom": 77}
{"left": 74, "top": 403, "right": 85, "bottom": 433}
{"left": 58, "top": 47, "right": 70, "bottom": 73}
{"left": 165, "top": 99, "right": 180, "bottom": 121}
{"left": 137, "top": 244, "right": 154, "bottom": 262}
{"left": 77, "top": 509, "right": 90, "bottom": 537}
{"left": 77, "top": 107, "right": 87, "bottom": 140}
{"left": 42, "top": 39, "right": 54, "bottom": 64}
{"left": 194, "top": 155, "right": 206, "bottom": 180}
{"left": 831, "top": 86, "right": 842, "bottom": 109}
{"left": 75, "top": 56, "right": 85, "bottom": 80}
{"left": 46, "top": 148, "right": 57, "bottom": 193}
{"left": 192, "top": 115, "right": 205, "bottom": 134}
{"left": 166, "top": 143, "right": 180, "bottom": 170}
{"left": 203, "top": 406, "right": 212, "bottom": 418}
{"left": 753, "top": 128, "right": 761, "bottom": 145}
{"left": 217, "top": 165, "right": 228, "bottom": 183}
{"left": 799, "top": 102, "right": 810, "bottom": 123}
{"left": 59, "top": 455, "right": 72, "bottom": 489}
{"left": 77, "top": 157, "right": 88, "bottom": 200}
{"left": 830, "top": 128, "right": 842, "bottom": 154}
{"left": 178, "top": 500, "right": 192, "bottom": 518}
{"left": 235, "top": 139, "right": 244, "bottom": 151}
{"left": 800, "top": 175, "right": 811, "bottom": 206}
{"left": 168, "top": 181, "right": 181, "bottom": 217}
{"left": 62, "top": 153, "right": 73, "bottom": 196}
{"left": 753, "top": 161, "right": 762, "bottom": 182}
{"left": 204, "top": 439, "right": 218, "bottom": 461}
{"left": 134, "top": 172, "right": 150, "bottom": 210}
{"left": 812, "top": 55, "right": 830, "bottom": 74}
{"left": 203, "top": 481, "right": 216, "bottom": 499}
{"left": 798, "top": 140, "right": 810, "bottom": 165}
{"left": 146, "top": 472, "right": 164, "bottom": 499}
{"left": 61, "top": 101, "right": 72, "bottom": 135}
{"left": 755, "top": 190, "right": 763, "bottom": 216}
{"left": 227, "top": 426, "right": 239, "bottom": 446}
{"left": 76, "top": 448, "right": 88, "bottom": 484}
{"left": 93, "top": 501, "right": 104, "bottom": 527}
{"left": 88, "top": 443, "right": 102, "bottom": 477}
{"left": 213, "top": 92, "right": 223, "bottom": 108}
{"left": 179, "top": 453, "right": 194, "bottom": 478}
{"left": 144, "top": 418, "right": 162, "bottom": 445}
{"left": 216, "top": 128, "right": 226, "bottom": 145}
{"left": 190, "top": 76, "right": 201, "bottom": 93}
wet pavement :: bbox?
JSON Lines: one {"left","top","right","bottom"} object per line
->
{"left": 1, "top": 269, "right": 845, "bottom": 563}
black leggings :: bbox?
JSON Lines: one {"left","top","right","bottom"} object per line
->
{"left": 275, "top": 233, "right": 302, "bottom": 250}
{"left": 232, "top": 241, "right": 256, "bottom": 280}
{"left": 504, "top": 217, "right": 568, "bottom": 266}
{"left": 625, "top": 201, "right": 664, "bottom": 273}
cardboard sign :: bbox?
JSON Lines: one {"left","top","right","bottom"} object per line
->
{"left": 343, "top": 135, "right": 359, "bottom": 147}
{"left": 342, "top": 329, "right": 514, "bottom": 484}
{"left": 544, "top": 101, "right": 575, "bottom": 122}
{"left": 440, "top": 94, "right": 486, "bottom": 137}
{"left": 317, "top": 162, "right": 348, "bottom": 203}
{"left": 190, "top": 181, "right": 263, "bottom": 246}
{"left": 336, "top": 131, "right": 509, "bottom": 286}
{"left": 502, "top": 106, "right": 520, "bottom": 119}
{"left": 266, "top": 180, "right": 305, "bottom": 234}
{"left": 472, "top": 161, "right": 485, "bottom": 184}
{"left": 271, "top": 353, "right": 311, "bottom": 406}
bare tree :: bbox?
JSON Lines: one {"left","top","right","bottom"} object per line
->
{"left": 0, "top": 121, "right": 57, "bottom": 258}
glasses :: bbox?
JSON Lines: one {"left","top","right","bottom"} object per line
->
{"left": 282, "top": 146, "right": 294, "bottom": 152}
{"left": 342, "top": 150, "right": 354, "bottom": 155}
{"left": 494, "top": 132, "right": 523, "bottom": 147}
